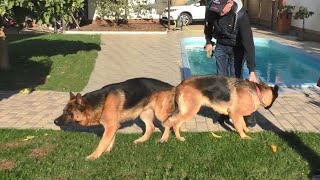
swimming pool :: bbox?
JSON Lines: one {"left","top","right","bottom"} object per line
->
{"left": 181, "top": 37, "right": 320, "bottom": 87}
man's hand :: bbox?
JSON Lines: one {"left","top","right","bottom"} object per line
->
{"left": 249, "top": 71, "right": 258, "bottom": 83}
{"left": 205, "top": 44, "right": 214, "bottom": 58}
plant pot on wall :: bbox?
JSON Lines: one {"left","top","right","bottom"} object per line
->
{"left": 277, "top": 4, "right": 295, "bottom": 34}
{"left": 277, "top": 12, "right": 292, "bottom": 34}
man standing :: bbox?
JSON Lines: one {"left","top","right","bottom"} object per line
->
{"left": 204, "top": 0, "right": 257, "bottom": 127}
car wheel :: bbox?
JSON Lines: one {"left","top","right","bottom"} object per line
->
{"left": 179, "top": 13, "right": 192, "bottom": 26}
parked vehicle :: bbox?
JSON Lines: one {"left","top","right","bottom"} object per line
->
{"left": 161, "top": 0, "right": 207, "bottom": 26}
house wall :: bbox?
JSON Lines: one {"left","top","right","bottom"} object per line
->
{"left": 245, "top": 0, "right": 319, "bottom": 41}
{"left": 285, "top": 0, "right": 320, "bottom": 32}
{"left": 243, "top": 0, "right": 279, "bottom": 27}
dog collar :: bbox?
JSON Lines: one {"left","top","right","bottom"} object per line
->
{"left": 255, "top": 85, "right": 265, "bottom": 106}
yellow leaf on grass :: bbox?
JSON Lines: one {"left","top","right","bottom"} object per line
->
{"left": 19, "top": 88, "right": 30, "bottom": 94}
{"left": 211, "top": 132, "right": 222, "bottom": 138}
{"left": 23, "top": 135, "right": 35, "bottom": 141}
{"left": 271, "top": 144, "right": 277, "bottom": 153}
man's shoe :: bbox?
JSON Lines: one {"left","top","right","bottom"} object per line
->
{"left": 213, "top": 114, "right": 229, "bottom": 124}
{"left": 244, "top": 115, "right": 256, "bottom": 128}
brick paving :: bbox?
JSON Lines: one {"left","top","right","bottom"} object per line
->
{"left": 0, "top": 26, "right": 319, "bottom": 135}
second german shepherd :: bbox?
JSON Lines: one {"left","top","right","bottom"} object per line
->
{"left": 159, "top": 74, "right": 279, "bottom": 142}
{"left": 54, "top": 78, "right": 176, "bottom": 160}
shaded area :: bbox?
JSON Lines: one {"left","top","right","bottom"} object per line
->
{"left": 256, "top": 112, "right": 320, "bottom": 178}
{"left": 0, "top": 34, "right": 101, "bottom": 91}
{"left": 57, "top": 117, "right": 165, "bottom": 137}
{"left": 197, "top": 104, "right": 320, "bottom": 178}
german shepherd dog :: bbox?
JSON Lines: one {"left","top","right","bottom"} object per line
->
{"left": 54, "top": 78, "right": 176, "bottom": 160}
{"left": 159, "top": 74, "right": 279, "bottom": 142}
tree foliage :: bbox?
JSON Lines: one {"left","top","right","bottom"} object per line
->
{"left": 0, "top": 0, "right": 84, "bottom": 30}
{"left": 294, "top": 6, "right": 314, "bottom": 20}
{"left": 96, "top": 0, "right": 130, "bottom": 25}
{"left": 96, "top": 0, "right": 155, "bottom": 25}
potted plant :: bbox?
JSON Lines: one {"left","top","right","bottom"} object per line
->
{"left": 293, "top": 6, "right": 314, "bottom": 40}
{"left": 277, "top": 4, "right": 295, "bottom": 34}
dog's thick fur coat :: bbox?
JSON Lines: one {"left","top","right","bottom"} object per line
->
{"left": 54, "top": 78, "right": 176, "bottom": 160}
{"left": 159, "top": 75, "right": 279, "bottom": 142}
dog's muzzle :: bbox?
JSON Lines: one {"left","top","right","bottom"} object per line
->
{"left": 54, "top": 119, "right": 63, "bottom": 126}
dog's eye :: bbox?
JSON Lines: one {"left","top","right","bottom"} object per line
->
{"left": 66, "top": 112, "right": 73, "bottom": 116}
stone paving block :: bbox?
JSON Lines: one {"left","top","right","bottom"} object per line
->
{"left": 185, "top": 121, "right": 197, "bottom": 130}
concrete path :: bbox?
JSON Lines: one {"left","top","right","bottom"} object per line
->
{"left": 0, "top": 26, "right": 319, "bottom": 135}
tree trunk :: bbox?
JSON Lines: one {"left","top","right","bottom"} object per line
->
{"left": 62, "top": 18, "right": 66, "bottom": 33}
{"left": 302, "top": 18, "right": 305, "bottom": 41}
{"left": 0, "top": 28, "right": 9, "bottom": 70}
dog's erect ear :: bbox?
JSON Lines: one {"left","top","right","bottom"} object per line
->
{"left": 76, "top": 93, "right": 84, "bottom": 105}
{"left": 273, "top": 85, "right": 279, "bottom": 95}
{"left": 70, "top": 91, "right": 76, "bottom": 100}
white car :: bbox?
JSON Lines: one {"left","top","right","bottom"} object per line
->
{"left": 161, "top": 0, "right": 207, "bottom": 26}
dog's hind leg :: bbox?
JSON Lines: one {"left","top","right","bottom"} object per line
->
{"left": 134, "top": 109, "right": 155, "bottom": 144}
{"left": 172, "top": 101, "right": 202, "bottom": 142}
{"left": 229, "top": 114, "right": 251, "bottom": 139}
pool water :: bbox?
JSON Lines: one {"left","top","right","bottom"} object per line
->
{"left": 181, "top": 37, "right": 320, "bottom": 87}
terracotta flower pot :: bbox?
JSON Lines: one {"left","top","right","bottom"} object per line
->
{"left": 277, "top": 12, "right": 292, "bottom": 34}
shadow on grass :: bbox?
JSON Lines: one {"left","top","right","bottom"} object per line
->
{"left": 256, "top": 111, "right": 320, "bottom": 179}
{"left": 57, "top": 117, "right": 165, "bottom": 138}
{"left": 0, "top": 34, "right": 101, "bottom": 92}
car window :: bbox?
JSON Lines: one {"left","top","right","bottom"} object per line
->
{"left": 185, "top": 0, "right": 198, "bottom": 5}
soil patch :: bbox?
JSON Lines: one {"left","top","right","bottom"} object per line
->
{"left": 75, "top": 19, "right": 168, "bottom": 32}
{"left": 0, "top": 160, "right": 15, "bottom": 171}
{"left": 1, "top": 140, "right": 33, "bottom": 150}
{"left": 30, "top": 145, "right": 55, "bottom": 160}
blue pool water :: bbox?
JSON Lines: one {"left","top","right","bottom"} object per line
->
{"left": 181, "top": 37, "right": 320, "bottom": 87}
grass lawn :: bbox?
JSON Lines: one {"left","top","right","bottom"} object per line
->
{"left": 0, "top": 129, "right": 319, "bottom": 179}
{"left": 0, "top": 34, "right": 100, "bottom": 92}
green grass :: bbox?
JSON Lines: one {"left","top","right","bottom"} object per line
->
{"left": 0, "top": 129, "right": 319, "bottom": 179}
{"left": 0, "top": 34, "right": 100, "bottom": 92}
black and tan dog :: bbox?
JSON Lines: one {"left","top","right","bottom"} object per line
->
{"left": 159, "top": 74, "right": 278, "bottom": 142}
{"left": 54, "top": 78, "right": 176, "bottom": 160}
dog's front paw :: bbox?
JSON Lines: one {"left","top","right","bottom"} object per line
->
{"left": 244, "top": 127, "right": 250, "bottom": 133}
{"left": 86, "top": 153, "right": 100, "bottom": 160}
{"left": 134, "top": 137, "right": 145, "bottom": 144}
{"left": 240, "top": 135, "right": 252, "bottom": 140}
{"left": 177, "top": 137, "right": 186, "bottom": 142}
{"left": 159, "top": 137, "right": 168, "bottom": 143}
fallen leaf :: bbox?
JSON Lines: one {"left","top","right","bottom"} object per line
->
{"left": 271, "top": 144, "right": 277, "bottom": 153}
{"left": 23, "top": 136, "right": 35, "bottom": 141}
{"left": 19, "top": 88, "right": 30, "bottom": 94}
{"left": 211, "top": 132, "right": 222, "bottom": 138}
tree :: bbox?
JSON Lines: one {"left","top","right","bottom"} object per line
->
{"left": 293, "top": 6, "right": 314, "bottom": 40}
{"left": 0, "top": 0, "right": 84, "bottom": 70}
{"left": 96, "top": 0, "right": 130, "bottom": 25}
{"left": 96, "top": 0, "right": 155, "bottom": 25}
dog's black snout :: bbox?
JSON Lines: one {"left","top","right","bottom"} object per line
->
{"left": 54, "top": 119, "right": 61, "bottom": 126}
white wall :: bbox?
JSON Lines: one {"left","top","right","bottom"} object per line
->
{"left": 285, "top": 0, "right": 320, "bottom": 32}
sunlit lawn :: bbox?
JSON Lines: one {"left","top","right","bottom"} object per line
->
{"left": 0, "top": 129, "right": 319, "bottom": 179}
{"left": 0, "top": 34, "right": 100, "bottom": 92}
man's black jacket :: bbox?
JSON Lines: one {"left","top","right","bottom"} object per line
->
{"left": 204, "top": 4, "right": 256, "bottom": 72}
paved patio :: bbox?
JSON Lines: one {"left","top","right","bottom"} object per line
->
{"left": 0, "top": 25, "right": 319, "bottom": 135}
